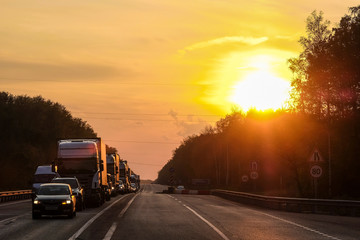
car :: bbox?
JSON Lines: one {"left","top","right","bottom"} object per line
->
{"left": 51, "top": 177, "right": 85, "bottom": 211}
{"left": 130, "top": 182, "right": 137, "bottom": 192}
{"left": 32, "top": 183, "right": 76, "bottom": 219}
{"left": 176, "top": 185, "right": 185, "bottom": 190}
{"left": 31, "top": 165, "right": 60, "bottom": 200}
{"left": 118, "top": 180, "right": 125, "bottom": 194}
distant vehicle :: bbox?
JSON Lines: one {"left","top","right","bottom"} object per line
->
{"left": 32, "top": 183, "right": 76, "bottom": 219}
{"left": 54, "top": 138, "right": 108, "bottom": 207}
{"left": 130, "top": 172, "right": 140, "bottom": 192}
{"left": 107, "top": 153, "right": 120, "bottom": 195}
{"left": 118, "top": 180, "right": 125, "bottom": 194}
{"left": 51, "top": 177, "right": 85, "bottom": 211}
{"left": 130, "top": 182, "right": 137, "bottom": 192}
{"left": 32, "top": 165, "right": 60, "bottom": 199}
{"left": 176, "top": 185, "right": 185, "bottom": 190}
{"left": 120, "top": 160, "right": 131, "bottom": 193}
{"left": 106, "top": 174, "right": 115, "bottom": 199}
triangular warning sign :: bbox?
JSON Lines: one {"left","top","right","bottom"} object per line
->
{"left": 308, "top": 148, "right": 324, "bottom": 162}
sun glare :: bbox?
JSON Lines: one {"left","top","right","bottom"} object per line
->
{"left": 229, "top": 56, "right": 291, "bottom": 112}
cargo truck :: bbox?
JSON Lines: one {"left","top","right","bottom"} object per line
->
{"left": 119, "top": 160, "right": 130, "bottom": 193}
{"left": 54, "top": 138, "right": 109, "bottom": 207}
{"left": 106, "top": 153, "right": 120, "bottom": 195}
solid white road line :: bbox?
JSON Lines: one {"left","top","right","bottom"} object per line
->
{"left": 103, "top": 222, "right": 117, "bottom": 240}
{"left": 258, "top": 211, "right": 343, "bottom": 240}
{"left": 183, "top": 204, "right": 230, "bottom": 240}
{"left": 102, "top": 194, "right": 138, "bottom": 240}
{"left": 118, "top": 194, "right": 137, "bottom": 218}
{"left": 68, "top": 195, "right": 127, "bottom": 240}
{"left": 225, "top": 200, "right": 343, "bottom": 240}
{"left": 167, "top": 195, "right": 228, "bottom": 240}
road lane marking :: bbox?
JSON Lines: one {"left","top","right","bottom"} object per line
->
{"left": 222, "top": 199, "right": 343, "bottom": 240}
{"left": 0, "top": 213, "right": 30, "bottom": 225}
{"left": 101, "top": 194, "right": 138, "bottom": 240}
{"left": 118, "top": 194, "right": 137, "bottom": 218}
{"left": 183, "top": 204, "right": 230, "bottom": 240}
{"left": 258, "top": 212, "right": 343, "bottom": 240}
{"left": 166, "top": 195, "right": 229, "bottom": 239}
{"left": 103, "top": 222, "right": 117, "bottom": 240}
{"left": 68, "top": 195, "right": 127, "bottom": 240}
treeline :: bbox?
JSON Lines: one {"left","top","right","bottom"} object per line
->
{"left": 157, "top": 6, "right": 360, "bottom": 199}
{"left": 0, "top": 92, "right": 97, "bottom": 190}
{"left": 157, "top": 110, "right": 360, "bottom": 198}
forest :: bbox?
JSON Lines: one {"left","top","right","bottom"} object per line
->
{"left": 0, "top": 92, "right": 98, "bottom": 190}
{"left": 157, "top": 6, "right": 360, "bottom": 199}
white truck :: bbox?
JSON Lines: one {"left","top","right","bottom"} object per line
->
{"left": 54, "top": 138, "right": 109, "bottom": 207}
{"left": 32, "top": 165, "right": 60, "bottom": 199}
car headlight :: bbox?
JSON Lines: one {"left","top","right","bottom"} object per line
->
{"left": 33, "top": 200, "right": 40, "bottom": 204}
{"left": 62, "top": 200, "right": 72, "bottom": 205}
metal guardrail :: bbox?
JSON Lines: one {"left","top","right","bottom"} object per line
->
{"left": 212, "top": 189, "right": 360, "bottom": 217}
{"left": 0, "top": 190, "right": 32, "bottom": 203}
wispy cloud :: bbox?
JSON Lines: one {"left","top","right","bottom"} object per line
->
{"left": 0, "top": 60, "right": 129, "bottom": 82}
{"left": 179, "top": 36, "right": 268, "bottom": 54}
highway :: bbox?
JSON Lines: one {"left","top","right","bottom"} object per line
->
{"left": 0, "top": 184, "right": 359, "bottom": 240}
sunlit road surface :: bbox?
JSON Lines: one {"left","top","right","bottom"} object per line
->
{"left": 0, "top": 184, "right": 359, "bottom": 240}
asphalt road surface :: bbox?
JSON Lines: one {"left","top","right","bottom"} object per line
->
{"left": 0, "top": 184, "right": 359, "bottom": 240}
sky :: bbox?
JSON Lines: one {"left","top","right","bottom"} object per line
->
{"left": 1, "top": 0, "right": 358, "bottom": 180}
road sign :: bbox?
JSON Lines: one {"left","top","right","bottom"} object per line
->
{"left": 310, "top": 165, "right": 323, "bottom": 178}
{"left": 250, "top": 171, "right": 259, "bottom": 180}
{"left": 241, "top": 175, "right": 249, "bottom": 182}
{"left": 308, "top": 148, "right": 324, "bottom": 162}
{"left": 250, "top": 161, "right": 258, "bottom": 171}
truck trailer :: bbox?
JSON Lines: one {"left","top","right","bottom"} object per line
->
{"left": 54, "top": 138, "right": 109, "bottom": 207}
{"left": 119, "top": 160, "right": 131, "bottom": 193}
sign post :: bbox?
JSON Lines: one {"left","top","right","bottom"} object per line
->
{"left": 308, "top": 148, "right": 324, "bottom": 198}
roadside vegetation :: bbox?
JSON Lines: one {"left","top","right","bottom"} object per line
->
{"left": 157, "top": 6, "right": 360, "bottom": 199}
{"left": 0, "top": 92, "right": 97, "bottom": 190}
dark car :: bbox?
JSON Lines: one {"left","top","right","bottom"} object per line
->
{"left": 32, "top": 183, "right": 76, "bottom": 219}
{"left": 51, "top": 177, "right": 85, "bottom": 211}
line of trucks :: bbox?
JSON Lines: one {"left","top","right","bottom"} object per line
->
{"left": 32, "top": 138, "right": 140, "bottom": 207}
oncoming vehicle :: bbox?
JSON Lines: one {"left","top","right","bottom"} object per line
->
{"left": 51, "top": 177, "right": 85, "bottom": 211}
{"left": 32, "top": 183, "right": 76, "bottom": 219}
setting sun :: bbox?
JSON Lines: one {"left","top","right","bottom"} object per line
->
{"left": 229, "top": 70, "right": 291, "bottom": 112}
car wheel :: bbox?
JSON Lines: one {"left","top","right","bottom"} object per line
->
{"left": 32, "top": 212, "right": 41, "bottom": 219}
{"left": 68, "top": 211, "right": 74, "bottom": 219}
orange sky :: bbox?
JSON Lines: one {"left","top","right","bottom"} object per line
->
{"left": 1, "top": 0, "right": 358, "bottom": 180}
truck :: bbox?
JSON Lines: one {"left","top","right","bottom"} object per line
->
{"left": 54, "top": 138, "right": 109, "bottom": 207}
{"left": 119, "top": 160, "right": 131, "bottom": 193}
{"left": 130, "top": 170, "right": 140, "bottom": 192}
{"left": 32, "top": 165, "right": 60, "bottom": 199}
{"left": 106, "top": 153, "right": 120, "bottom": 196}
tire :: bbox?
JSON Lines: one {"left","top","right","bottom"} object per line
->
{"left": 32, "top": 212, "right": 41, "bottom": 219}
{"left": 68, "top": 210, "right": 74, "bottom": 219}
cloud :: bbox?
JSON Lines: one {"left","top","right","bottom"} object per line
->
{"left": 0, "top": 59, "right": 130, "bottom": 83}
{"left": 179, "top": 36, "right": 268, "bottom": 54}
{"left": 168, "top": 109, "right": 210, "bottom": 137}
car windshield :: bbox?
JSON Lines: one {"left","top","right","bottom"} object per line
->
{"left": 38, "top": 185, "right": 70, "bottom": 195}
{"left": 52, "top": 179, "right": 78, "bottom": 188}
